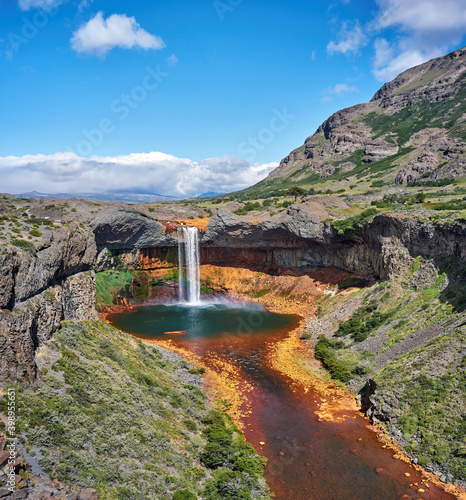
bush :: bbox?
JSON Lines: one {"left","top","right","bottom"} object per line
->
{"left": 10, "top": 238, "right": 36, "bottom": 256}
{"left": 335, "top": 302, "right": 391, "bottom": 342}
{"left": 315, "top": 336, "right": 351, "bottom": 383}
{"left": 331, "top": 209, "right": 378, "bottom": 235}
{"left": 173, "top": 490, "right": 197, "bottom": 500}
{"left": 233, "top": 202, "right": 262, "bottom": 216}
{"left": 29, "top": 229, "right": 42, "bottom": 237}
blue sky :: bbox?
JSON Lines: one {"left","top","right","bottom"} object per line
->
{"left": 0, "top": 0, "right": 465, "bottom": 197}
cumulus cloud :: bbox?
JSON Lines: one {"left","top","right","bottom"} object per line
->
{"left": 373, "top": 45, "right": 442, "bottom": 82}
{"left": 372, "top": 0, "right": 466, "bottom": 81}
{"left": 376, "top": 0, "right": 466, "bottom": 35}
{"left": 167, "top": 54, "right": 179, "bottom": 66}
{"left": 327, "top": 0, "right": 465, "bottom": 82}
{"left": 71, "top": 12, "right": 165, "bottom": 57}
{"left": 327, "top": 21, "right": 367, "bottom": 55}
{"left": 321, "top": 82, "right": 359, "bottom": 102}
{"left": 0, "top": 152, "right": 277, "bottom": 198}
{"left": 18, "top": 0, "right": 63, "bottom": 11}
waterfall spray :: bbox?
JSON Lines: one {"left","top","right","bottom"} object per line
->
{"left": 177, "top": 226, "right": 201, "bottom": 304}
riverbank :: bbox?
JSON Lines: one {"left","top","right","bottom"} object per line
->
{"left": 99, "top": 263, "right": 465, "bottom": 499}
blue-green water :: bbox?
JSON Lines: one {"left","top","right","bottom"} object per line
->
{"left": 108, "top": 302, "right": 297, "bottom": 340}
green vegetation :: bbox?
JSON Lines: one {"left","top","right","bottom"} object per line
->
{"left": 285, "top": 186, "right": 307, "bottom": 202}
{"left": 314, "top": 335, "right": 351, "bottom": 383}
{"left": 25, "top": 217, "right": 54, "bottom": 226}
{"left": 2, "top": 321, "right": 270, "bottom": 499}
{"left": 310, "top": 255, "right": 466, "bottom": 481}
{"left": 363, "top": 79, "right": 466, "bottom": 145}
{"left": 29, "top": 229, "right": 42, "bottom": 237}
{"left": 95, "top": 270, "right": 134, "bottom": 309}
{"left": 432, "top": 197, "right": 466, "bottom": 211}
{"left": 335, "top": 301, "right": 393, "bottom": 342}
{"left": 371, "top": 193, "right": 426, "bottom": 208}
{"left": 331, "top": 209, "right": 378, "bottom": 235}
{"left": 10, "top": 238, "right": 37, "bottom": 256}
{"left": 201, "top": 410, "right": 269, "bottom": 499}
{"left": 375, "top": 331, "right": 466, "bottom": 479}
{"left": 233, "top": 202, "right": 262, "bottom": 216}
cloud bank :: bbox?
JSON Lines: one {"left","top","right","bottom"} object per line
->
{"left": 71, "top": 12, "right": 165, "bottom": 57}
{"left": 0, "top": 152, "right": 278, "bottom": 198}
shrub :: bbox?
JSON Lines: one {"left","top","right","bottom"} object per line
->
{"left": 29, "top": 229, "right": 42, "bottom": 237}
{"left": 10, "top": 238, "right": 36, "bottom": 256}
{"left": 331, "top": 209, "right": 378, "bottom": 235}
{"left": 173, "top": 490, "right": 197, "bottom": 500}
{"left": 315, "top": 336, "right": 351, "bottom": 383}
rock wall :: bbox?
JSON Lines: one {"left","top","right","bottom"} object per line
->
{"left": 0, "top": 272, "right": 97, "bottom": 383}
{"left": 201, "top": 209, "right": 466, "bottom": 279}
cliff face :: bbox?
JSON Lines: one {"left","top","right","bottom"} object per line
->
{"left": 201, "top": 208, "right": 466, "bottom": 279}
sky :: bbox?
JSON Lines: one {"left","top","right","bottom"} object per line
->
{"left": 0, "top": 0, "right": 465, "bottom": 197}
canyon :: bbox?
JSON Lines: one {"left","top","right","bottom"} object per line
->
{"left": 0, "top": 47, "right": 465, "bottom": 498}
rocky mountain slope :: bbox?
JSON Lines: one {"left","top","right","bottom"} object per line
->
{"left": 239, "top": 47, "right": 466, "bottom": 198}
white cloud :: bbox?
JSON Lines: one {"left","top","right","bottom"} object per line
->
{"left": 321, "top": 82, "right": 359, "bottom": 102}
{"left": 329, "top": 83, "right": 359, "bottom": 94}
{"left": 372, "top": 0, "right": 466, "bottom": 81}
{"left": 167, "top": 54, "right": 179, "bottom": 66}
{"left": 327, "top": 21, "right": 367, "bottom": 55}
{"left": 0, "top": 152, "right": 277, "bottom": 198}
{"left": 18, "top": 0, "right": 63, "bottom": 11}
{"left": 373, "top": 46, "right": 442, "bottom": 82}
{"left": 376, "top": 0, "right": 466, "bottom": 34}
{"left": 78, "top": 0, "right": 93, "bottom": 13}
{"left": 71, "top": 12, "right": 165, "bottom": 57}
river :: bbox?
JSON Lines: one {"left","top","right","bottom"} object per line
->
{"left": 108, "top": 302, "right": 458, "bottom": 500}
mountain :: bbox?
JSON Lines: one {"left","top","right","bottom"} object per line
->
{"left": 18, "top": 190, "right": 179, "bottom": 203}
{"left": 241, "top": 47, "right": 466, "bottom": 198}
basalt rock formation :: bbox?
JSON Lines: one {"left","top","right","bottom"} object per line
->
{"left": 201, "top": 207, "right": 466, "bottom": 278}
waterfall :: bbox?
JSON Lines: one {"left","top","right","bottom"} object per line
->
{"left": 177, "top": 226, "right": 201, "bottom": 304}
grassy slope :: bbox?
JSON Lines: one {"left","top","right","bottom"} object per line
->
{"left": 306, "top": 257, "right": 466, "bottom": 482}
{"left": 0, "top": 321, "right": 270, "bottom": 500}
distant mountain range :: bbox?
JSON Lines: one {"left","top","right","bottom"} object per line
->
{"left": 17, "top": 190, "right": 179, "bottom": 203}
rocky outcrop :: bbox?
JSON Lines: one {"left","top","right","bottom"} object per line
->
{"left": 91, "top": 208, "right": 174, "bottom": 251}
{"left": 363, "top": 142, "right": 399, "bottom": 163}
{"left": 0, "top": 272, "right": 97, "bottom": 383}
{"left": 0, "top": 223, "right": 96, "bottom": 309}
{"left": 371, "top": 47, "right": 466, "bottom": 107}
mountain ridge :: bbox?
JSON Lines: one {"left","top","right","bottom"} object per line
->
{"left": 238, "top": 46, "right": 466, "bottom": 198}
